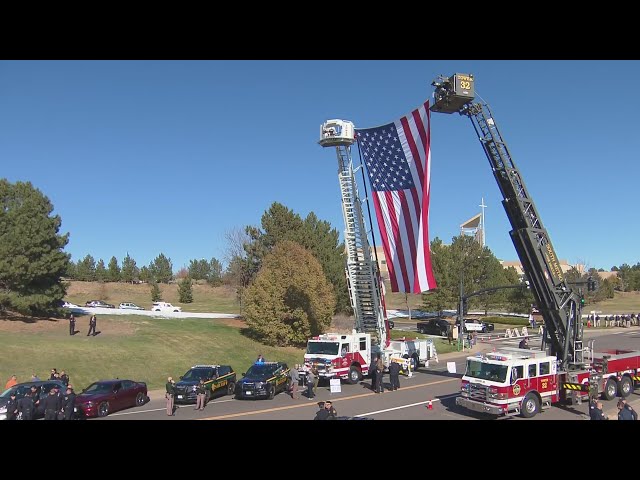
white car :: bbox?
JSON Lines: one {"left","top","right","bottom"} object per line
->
{"left": 151, "top": 302, "right": 182, "bottom": 313}
{"left": 61, "top": 301, "right": 81, "bottom": 309}
{"left": 119, "top": 302, "right": 145, "bottom": 310}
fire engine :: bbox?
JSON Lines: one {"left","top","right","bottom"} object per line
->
{"left": 429, "top": 73, "right": 640, "bottom": 417}
{"left": 309, "top": 120, "right": 437, "bottom": 383}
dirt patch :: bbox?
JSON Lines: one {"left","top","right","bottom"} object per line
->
{"left": 219, "top": 318, "right": 246, "bottom": 329}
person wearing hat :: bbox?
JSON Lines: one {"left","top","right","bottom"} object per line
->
{"left": 62, "top": 386, "right": 76, "bottom": 420}
{"left": 6, "top": 391, "right": 19, "bottom": 420}
{"left": 43, "top": 386, "right": 61, "bottom": 420}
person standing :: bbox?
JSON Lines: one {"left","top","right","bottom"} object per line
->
{"left": 617, "top": 400, "right": 634, "bottom": 420}
{"left": 87, "top": 314, "right": 97, "bottom": 336}
{"left": 69, "top": 313, "right": 76, "bottom": 335}
{"left": 375, "top": 355, "right": 385, "bottom": 393}
{"left": 165, "top": 376, "right": 176, "bottom": 416}
{"left": 49, "top": 368, "right": 58, "bottom": 380}
{"left": 388, "top": 361, "right": 401, "bottom": 391}
{"left": 43, "top": 388, "right": 60, "bottom": 420}
{"left": 312, "top": 367, "right": 319, "bottom": 396}
{"left": 591, "top": 400, "right": 607, "bottom": 420}
{"left": 621, "top": 399, "right": 638, "bottom": 420}
{"left": 4, "top": 375, "right": 17, "bottom": 390}
{"left": 255, "top": 354, "right": 265, "bottom": 364}
{"left": 17, "top": 391, "right": 35, "bottom": 420}
{"left": 314, "top": 401, "right": 330, "bottom": 420}
{"left": 324, "top": 400, "right": 337, "bottom": 419}
{"left": 6, "top": 392, "right": 19, "bottom": 420}
{"left": 289, "top": 365, "right": 300, "bottom": 399}
{"left": 62, "top": 386, "right": 76, "bottom": 420}
{"left": 195, "top": 379, "right": 207, "bottom": 411}
{"left": 60, "top": 371, "right": 70, "bottom": 387}
{"left": 306, "top": 369, "right": 316, "bottom": 400}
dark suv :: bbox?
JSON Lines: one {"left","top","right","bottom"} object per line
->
{"left": 417, "top": 318, "right": 452, "bottom": 336}
{"left": 235, "top": 362, "right": 290, "bottom": 400}
{"left": 174, "top": 365, "right": 236, "bottom": 404}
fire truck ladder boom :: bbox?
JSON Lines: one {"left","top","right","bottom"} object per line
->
{"left": 431, "top": 74, "right": 584, "bottom": 370}
{"left": 319, "top": 120, "right": 388, "bottom": 349}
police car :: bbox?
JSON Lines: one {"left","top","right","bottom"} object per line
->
{"left": 174, "top": 364, "right": 236, "bottom": 404}
{"left": 234, "top": 362, "right": 290, "bottom": 400}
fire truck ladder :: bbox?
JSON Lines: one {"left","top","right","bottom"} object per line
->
{"left": 431, "top": 74, "right": 585, "bottom": 371}
{"left": 335, "top": 144, "right": 387, "bottom": 348}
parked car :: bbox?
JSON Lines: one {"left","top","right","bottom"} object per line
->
{"left": 60, "top": 300, "right": 81, "bottom": 309}
{"left": 151, "top": 302, "right": 182, "bottom": 312}
{"left": 417, "top": 318, "right": 452, "bottom": 336}
{"left": 235, "top": 362, "right": 290, "bottom": 400}
{"left": 85, "top": 300, "right": 115, "bottom": 308}
{"left": 456, "top": 317, "right": 495, "bottom": 333}
{"left": 119, "top": 302, "right": 144, "bottom": 310}
{"left": 75, "top": 379, "right": 148, "bottom": 418}
{"left": 388, "top": 319, "right": 395, "bottom": 329}
{"left": 0, "top": 380, "right": 68, "bottom": 420}
{"left": 174, "top": 364, "right": 236, "bottom": 404}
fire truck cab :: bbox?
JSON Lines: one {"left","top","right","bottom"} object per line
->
{"left": 457, "top": 348, "right": 562, "bottom": 418}
{"left": 304, "top": 332, "right": 372, "bottom": 384}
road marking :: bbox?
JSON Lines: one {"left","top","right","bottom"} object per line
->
{"left": 353, "top": 392, "right": 459, "bottom": 417}
{"left": 108, "top": 398, "right": 235, "bottom": 416}
{"left": 198, "top": 377, "right": 459, "bottom": 420}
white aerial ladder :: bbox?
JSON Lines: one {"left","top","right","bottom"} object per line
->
{"left": 319, "top": 120, "right": 390, "bottom": 353}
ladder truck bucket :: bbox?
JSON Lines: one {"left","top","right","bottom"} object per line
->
{"left": 319, "top": 119, "right": 355, "bottom": 147}
{"left": 430, "top": 73, "right": 475, "bottom": 114}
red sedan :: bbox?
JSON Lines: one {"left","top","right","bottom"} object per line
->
{"left": 75, "top": 379, "right": 148, "bottom": 418}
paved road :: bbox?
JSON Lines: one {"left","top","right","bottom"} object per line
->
{"left": 72, "top": 306, "right": 239, "bottom": 319}
{"left": 99, "top": 328, "right": 640, "bottom": 421}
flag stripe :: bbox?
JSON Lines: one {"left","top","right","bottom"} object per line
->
{"left": 384, "top": 190, "right": 411, "bottom": 291}
{"left": 372, "top": 191, "right": 398, "bottom": 292}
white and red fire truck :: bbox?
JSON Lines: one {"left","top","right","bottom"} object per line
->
{"left": 304, "top": 332, "right": 437, "bottom": 383}
{"left": 457, "top": 346, "right": 640, "bottom": 418}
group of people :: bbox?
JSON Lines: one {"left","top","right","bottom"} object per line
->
{"left": 68, "top": 313, "right": 98, "bottom": 336}
{"left": 589, "top": 396, "right": 637, "bottom": 420}
{"left": 313, "top": 400, "right": 337, "bottom": 420}
{"left": 3, "top": 374, "right": 76, "bottom": 421}
{"left": 371, "top": 355, "right": 402, "bottom": 393}
{"left": 586, "top": 313, "right": 639, "bottom": 328}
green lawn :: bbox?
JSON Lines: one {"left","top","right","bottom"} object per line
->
{"left": 0, "top": 315, "right": 304, "bottom": 392}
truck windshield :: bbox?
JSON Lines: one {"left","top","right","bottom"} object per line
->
{"left": 465, "top": 360, "right": 508, "bottom": 383}
{"left": 306, "top": 342, "right": 339, "bottom": 355}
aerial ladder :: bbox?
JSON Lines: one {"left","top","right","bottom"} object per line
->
{"left": 318, "top": 120, "right": 390, "bottom": 352}
{"left": 430, "top": 73, "right": 586, "bottom": 371}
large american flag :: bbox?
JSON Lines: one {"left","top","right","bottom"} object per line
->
{"left": 356, "top": 100, "right": 437, "bottom": 293}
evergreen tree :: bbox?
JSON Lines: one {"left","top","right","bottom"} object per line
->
{"left": 188, "top": 259, "right": 210, "bottom": 281}
{"left": 150, "top": 281, "right": 162, "bottom": 301}
{"left": 76, "top": 254, "right": 96, "bottom": 282}
{"left": 121, "top": 254, "right": 139, "bottom": 284}
{"left": 0, "top": 180, "right": 70, "bottom": 315}
{"left": 95, "top": 259, "right": 107, "bottom": 282}
{"left": 150, "top": 253, "right": 173, "bottom": 283}
{"left": 178, "top": 277, "right": 193, "bottom": 303}
{"left": 139, "top": 266, "right": 150, "bottom": 283}
{"left": 107, "top": 256, "right": 121, "bottom": 282}
{"left": 207, "top": 257, "right": 223, "bottom": 286}
{"left": 65, "top": 259, "right": 77, "bottom": 279}
{"left": 244, "top": 240, "right": 335, "bottom": 347}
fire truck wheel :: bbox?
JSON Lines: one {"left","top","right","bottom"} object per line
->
{"left": 603, "top": 378, "right": 617, "bottom": 401}
{"left": 521, "top": 393, "right": 540, "bottom": 418}
{"left": 619, "top": 376, "right": 633, "bottom": 398}
{"left": 348, "top": 366, "right": 361, "bottom": 384}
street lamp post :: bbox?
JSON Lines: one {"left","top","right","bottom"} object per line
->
{"left": 458, "top": 274, "right": 465, "bottom": 351}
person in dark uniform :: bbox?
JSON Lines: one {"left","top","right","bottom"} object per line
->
{"left": 87, "top": 314, "right": 97, "bottom": 336}
{"left": 388, "top": 361, "right": 401, "bottom": 391}
{"left": 617, "top": 400, "right": 634, "bottom": 420}
{"left": 69, "top": 313, "right": 76, "bottom": 335}
{"left": 6, "top": 392, "right": 19, "bottom": 420}
{"left": 43, "top": 388, "right": 60, "bottom": 420}
{"left": 53, "top": 385, "right": 64, "bottom": 419}
{"left": 17, "top": 391, "right": 35, "bottom": 420}
{"left": 518, "top": 337, "right": 529, "bottom": 349}
{"left": 165, "top": 377, "right": 176, "bottom": 416}
{"left": 62, "top": 386, "right": 76, "bottom": 420}
{"left": 50, "top": 368, "right": 58, "bottom": 380}
{"left": 313, "top": 401, "right": 330, "bottom": 420}
{"left": 60, "top": 371, "right": 70, "bottom": 386}
{"left": 591, "top": 400, "right": 607, "bottom": 420}
{"left": 324, "top": 400, "right": 337, "bottom": 419}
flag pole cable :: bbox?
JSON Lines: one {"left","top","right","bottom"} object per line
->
{"left": 355, "top": 141, "right": 382, "bottom": 269}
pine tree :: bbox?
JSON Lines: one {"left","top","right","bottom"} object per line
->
{"left": 121, "top": 254, "right": 139, "bottom": 284}
{"left": 107, "top": 256, "right": 121, "bottom": 282}
{"left": 76, "top": 254, "right": 96, "bottom": 281}
{"left": 139, "top": 266, "right": 150, "bottom": 283}
{"left": 95, "top": 259, "right": 107, "bottom": 282}
{"left": 0, "top": 180, "right": 70, "bottom": 315}
{"left": 150, "top": 282, "right": 162, "bottom": 302}
{"left": 178, "top": 277, "right": 193, "bottom": 303}
{"left": 207, "top": 257, "right": 223, "bottom": 286}
{"left": 150, "top": 253, "right": 173, "bottom": 283}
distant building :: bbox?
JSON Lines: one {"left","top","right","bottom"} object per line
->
{"left": 499, "top": 259, "right": 583, "bottom": 277}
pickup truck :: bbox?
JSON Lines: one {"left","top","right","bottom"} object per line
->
{"left": 151, "top": 302, "right": 182, "bottom": 312}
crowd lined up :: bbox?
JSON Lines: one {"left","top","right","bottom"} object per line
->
{"left": 585, "top": 313, "right": 639, "bottom": 328}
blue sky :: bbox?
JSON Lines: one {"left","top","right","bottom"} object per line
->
{"left": 1, "top": 60, "right": 638, "bottom": 274}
